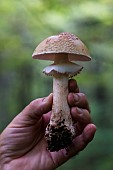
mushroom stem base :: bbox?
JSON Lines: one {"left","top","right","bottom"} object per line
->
{"left": 45, "top": 123, "right": 74, "bottom": 152}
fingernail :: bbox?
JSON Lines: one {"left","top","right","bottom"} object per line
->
{"left": 43, "top": 93, "right": 53, "bottom": 102}
{"left": 76, "top": 107, "right": 83, "bottom": 114}
{"left": 74, "top": 94, "right": 79, "bottom": 102}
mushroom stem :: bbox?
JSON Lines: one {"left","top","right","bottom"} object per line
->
{"left": 45, "top": 73, "right": 75, "bottom": 151}
{"left": 51, "top": 74, "right": 73, "bottom": 127}
{"left": 54, "top": 53, "right": 68, "bottom": 64}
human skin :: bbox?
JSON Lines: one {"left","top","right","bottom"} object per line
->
{"left": 0, "top": 79, "right": 96, "bottom": 170}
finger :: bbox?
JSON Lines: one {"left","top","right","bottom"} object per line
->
{"left": 11, "top": 93, "right": 53, "bottom": 126}
{"left": 68, "top": 79, "right": 79, "bottom": 93}
{"left": 42, "top": 111, "right": 52, "bottom": 128}
{"left": 66, "top": 124, "right": 96, "bottom": 156}
{"left": 71, "top": 107, "right": 91, "bottom": 125}
{"left": 71, "top": 107, "right": 91, "bottom": 135}
{"left": 26, "top": 93, "right": 53, "bottom": 118}
{"left": 56, "top": 124, "right": 96, "bottom": 167}
{"left": 68, "top": 93, "right": 90, "bottom": 112}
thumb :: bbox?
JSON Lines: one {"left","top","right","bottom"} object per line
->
{"left": 25, "top": 93, "right": 53, "bottom": 118}
{"left": 10, "top": 93, "right": 53, "bottom": 126}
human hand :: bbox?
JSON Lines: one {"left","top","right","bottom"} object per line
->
{"left": 0, "top": 79, "right": 96, "bottom": 170}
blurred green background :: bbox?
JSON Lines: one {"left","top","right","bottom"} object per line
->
{"left": 0, "top": 0, "right": 113, "bottom": 169}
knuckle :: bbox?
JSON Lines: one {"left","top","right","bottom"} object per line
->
{"left": 82, "top": 109, "right": 91, "bottom": 123}
{"left": 29, "top": 99, "right": 41, "bottom": 110}
{"left": 77, "top": 108, "right": 91, "bottom": 120}
{"left": 79, "top": 93, "right": 86, "bottom": 99}
{"left": 29, "top": 100, "right": 36, "bottom": 108}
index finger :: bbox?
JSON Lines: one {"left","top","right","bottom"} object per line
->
{"left": 68, "top": 79, "right": 79, "bottom": 93}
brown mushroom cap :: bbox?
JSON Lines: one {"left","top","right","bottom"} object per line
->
{"left": 32, "top": 32, "right": 91, "bottom": 61}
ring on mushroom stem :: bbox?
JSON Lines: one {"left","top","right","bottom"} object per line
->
{"left": 32, "top": 32, "right": 91, "bottom": 152}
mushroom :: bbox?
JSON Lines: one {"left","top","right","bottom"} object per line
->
{"left": 32, "top": 32, "right": 91, "bottom": 152}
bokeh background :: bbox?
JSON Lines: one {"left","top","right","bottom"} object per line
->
{"left": 0, "top": 0, "right": 113, "bottom": 169}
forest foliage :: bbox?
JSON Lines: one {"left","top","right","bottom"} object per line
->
{"left": 0, "top": 0, "right": 113, "bottom": 169}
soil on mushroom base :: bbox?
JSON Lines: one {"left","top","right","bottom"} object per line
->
{"left": 45, "top": 119, "right": 74, "bottom": 152}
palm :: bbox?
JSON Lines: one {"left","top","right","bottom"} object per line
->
{"left": 2, "top": 112, "right": 58, "bottom": 170}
